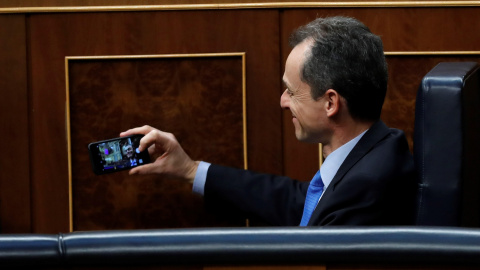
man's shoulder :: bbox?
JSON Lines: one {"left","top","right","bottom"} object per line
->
{"left": 360, "top": 121, "right": 410, "bottom": 153}
{"left": 345, "top": 121, "right": 414, "bottom": 180}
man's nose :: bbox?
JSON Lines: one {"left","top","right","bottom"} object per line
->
{"left": 280, "top": 90, "right": 289, "bottom": 109}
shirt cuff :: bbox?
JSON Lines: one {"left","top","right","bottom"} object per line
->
{"left": 192, "top": 161, "right": 211, "bottom": 196}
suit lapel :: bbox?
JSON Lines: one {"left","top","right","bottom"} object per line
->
{"left": 307, "top": 120, "right": 390, "bottom": 225}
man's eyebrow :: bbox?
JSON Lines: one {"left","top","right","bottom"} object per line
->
{"left": 282, "top": 79, "right": 290, "bottom": 89}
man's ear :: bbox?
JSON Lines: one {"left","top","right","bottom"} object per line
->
{"left": 324, "top": 89, "right": 341, "bottom": 117}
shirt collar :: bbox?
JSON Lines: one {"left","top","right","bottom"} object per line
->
{"left": 319, "top": 129, "right": 368, "bottom": 189}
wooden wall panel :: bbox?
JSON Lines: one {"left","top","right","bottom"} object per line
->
{"left": 28, "top": 10, "right": 281, "bottom": 233}
{"left": 280, "top": 7, "right": 480, "bottom": 182}
{"left": 0, "top": 5, "right": 477, "bottom": 233}
{"left": 384, "top": 55, "right": 480, "bottom": 152}
{"left": 281, "top": 7, "right": 480, "bottom": 51}
{"left": 68, "top": 56, "right": 245, "bottom": 230}
{"left": 0, "top": 14, "right": 31, "bottom": 233}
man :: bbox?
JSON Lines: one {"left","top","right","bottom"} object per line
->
{"left": 122, "top": 144, "right": 138, "bottom": 167}
{"left": 121, "top": 16, "right": 416, "bottom": 226}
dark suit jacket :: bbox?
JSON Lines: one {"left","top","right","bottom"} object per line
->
{"left": 204, "top": 121, "right": 416, "bottom": 226}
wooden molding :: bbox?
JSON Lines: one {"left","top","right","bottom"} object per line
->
{"left": 65, "top": 53, "right": 247, "bottom": 232}
{"left": 1, "top": 1, "right": 480, "bottom": 13}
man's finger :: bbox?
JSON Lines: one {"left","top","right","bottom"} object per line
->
{"left": 147, "top": 144, "right": 156, "bottom": 156}
{"left": 129, "top": 163, "right": 159, "bottom": 175}
{"left": 120, "top": 125, "right": 154, "bottom": 137}
{"left": 138, "top": 129, "right": 172, "bottom": 153}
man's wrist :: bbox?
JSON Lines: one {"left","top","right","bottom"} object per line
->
{"left": 186, "top": 161, "right": 200, "bottom": 184}
{"left": 192, "top": 161, "right": 211, "bottom": 196}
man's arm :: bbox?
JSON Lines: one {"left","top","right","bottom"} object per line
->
{"left": 204, "top": 164, "right": 309, "bottom": 226}
{"left": 121, "top": 125, "right": 309, "bottom": 226}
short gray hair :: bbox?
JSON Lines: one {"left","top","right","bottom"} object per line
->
{"left": 289, "top": 16, "right": 388, "bottom": 121}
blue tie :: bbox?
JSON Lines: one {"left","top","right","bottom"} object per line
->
{"left": 300, "top": 170, "right": 324, "bottom": 226}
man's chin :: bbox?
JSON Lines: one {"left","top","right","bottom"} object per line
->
{"left": 296, "top": 133, "right": 320, "bottom": 144}
{"left": 295, "top": 132, "right": 309, "bottom": 143}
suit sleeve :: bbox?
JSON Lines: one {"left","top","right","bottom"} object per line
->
{"left": 204, "top": 164, "right": 309, "bottom": 226}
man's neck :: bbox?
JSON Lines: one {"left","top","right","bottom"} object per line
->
{"left": 322, "top": 120, "right": 374, "bottom": 158}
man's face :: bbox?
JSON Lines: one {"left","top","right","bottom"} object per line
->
{"left": 123, "top": 145, "right": 134, "bottom": 158}
{"left": 280, "top": 40, "right": 328, "bottom": 144}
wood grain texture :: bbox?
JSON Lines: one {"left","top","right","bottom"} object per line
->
{"left": 10, "top": 6, "right": 480, "bottom": 233}
{"left": 384, "top": 55, "right": 480, "bottom": 152}
{"left": 28, "top": 10, "right": 281, "bottom": 232}
{"left": 281, "top": 8, "right": 480, "bottom": 52}
{"left": 68, "top": 57, "right": 244, "bottom": 230}
{"left": 0, "top": 0, "right": 477, "bottom": 8}
{"left": 0, "top": 14, "right": 31, "bottom": 233}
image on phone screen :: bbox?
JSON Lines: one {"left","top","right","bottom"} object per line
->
{"left": 88, "top": 134, "right": 150, "bottom": 175}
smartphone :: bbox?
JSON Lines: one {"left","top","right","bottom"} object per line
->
{"left": 88, "top": 134, "right": 151, "bottom": 175}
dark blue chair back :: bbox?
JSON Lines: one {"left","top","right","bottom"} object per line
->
{"left": 414, "top": 62, "right": 480, "bottom": 226}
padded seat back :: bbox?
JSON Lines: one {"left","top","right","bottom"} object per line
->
{"left": 414, "top": 62, "right": 480, "bottom": 226}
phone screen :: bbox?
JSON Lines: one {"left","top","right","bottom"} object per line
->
{"left": 88, "top": 134, "right": 150, "bottom": 175}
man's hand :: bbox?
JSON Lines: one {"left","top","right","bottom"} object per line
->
{"left": 120, "top": 125, "right": 199, "bottom": 184}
